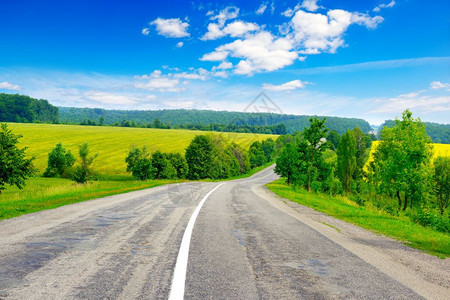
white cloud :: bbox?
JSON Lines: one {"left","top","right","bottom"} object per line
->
{"left": 430, "top": 81, "right": 450, "bottom": 90}
{"left": 373, "top": 1, "right": 395, "bottom": 12}
{"left": 201, "top": 21, "right": 260, "bottom": 40}
{"left": 150, "top": 18, "right": 189, "bottom": 38}
{"left": 134, "top": 70, "right": 183, "bottom": 92}
{"left": 176, "top": 41, "right": 184, "bottom": 48}
{"left": 209, "top": 6, "right": 239, "bottom": 27}
{"left": 263, "top": 80, "right": 309, "bottom": 91}
{"left": 282, "top": 4, "right": 301, "bottom": 17}
{"left": 200, "top": 51, "right": 229, "bottom": 61}
{"left": 0, "top": 81, "right": 21, "bottom": 90}
{"left": 141, "top": 28, "right": 150, "bottom": 35}
{"left": 215, "top": 61, "right": 233, "bottom": 70}
{"left": 202, "top": 31, "right": 298, "bottom": 75}
{"left": 370, "top": 93, "right": 450, "bottom": 114}
{"left": 256, "top": 2, "right": 267, "bottom": 15}
{"left": 174, "top": 68, "right": 209, "bottom": 80}
{"left": 290, "top": 9, "right": 383, "bottom": 54}
{"left": 300, "top": 0, "right": 322, "bottom": 12}
{"left": 82, "top": 91, "right": 136, "bottom": 105}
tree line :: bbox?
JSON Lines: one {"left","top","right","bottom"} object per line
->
{"left": 275, "top": 110, "right": 449, "bottom": 233}
{"left": 0, "top": 93, "right": 59, "bottom": 123}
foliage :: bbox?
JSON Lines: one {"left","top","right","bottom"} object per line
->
{"left": 413, "top": 208, "right": 449, "bottom": 233}
{"left": 327, "top": 130, "right": 340, "bottom": 151}
{"left": 167, "top": 153, "right": 188, "bottom": 179}
{"left": 151, "top": 151, "right": 177, "bottom": 180}
{"left": 227, "top": 143, "right": 251, "bottom": 174}
{"left": 249, "top": 141, "right": 267, "bottom": 168}
{"left": 275, "top": 144, "right": 300, "bottom": 185}
{"left": 0, "top": 123, "right": 35, "bottom": 193}
{"left": 125, "top": 145, "right": 153, "bottom": 181}
{"left": 372, "top": 110, "right": 433, "bottom": 211}
{"left": 337, "top": 130, "right": 357, "bottom": 195}
{"left": 380, "top": 119, "right": 450, "bottom": 144}
{"left": 72, "top": 142, "right": 98, "bottom": 183}
{"left": 302, "top": 117, "right": 329, "bottom": 191}
{"left": 185, "top": 135, "right": 214, "bottom": 180}
{"left": 0, "top": 93, "right": 59, "bottom": 123}
{"left": 433, "top": 156, "right": 450, "bottom": 215}
{"left": 43, "top": 142, "right": 75, "bottom": 177}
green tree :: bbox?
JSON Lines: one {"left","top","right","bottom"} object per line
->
{"left": 303, "top": 118, "right": 329, "bottom": 192}
{"left": 0, "top": 123, "right": 35, "bottom": 193}
{"left": 352, "top": 127, "right": 369, "bottom": 182}
{"left": 373, "top": 110, "right": 433, "bottom": 211}
{"left": 72, "top": 142, "right": 98, "bottom": 183}
{"left": 327, "top": 130, "right": 340, "bottom": 151}
{"left": 151, "top": 151, "right": 177, "bottom": 179}
{"left": 433, "top": 156, "right": 450, "bottom": 215}
{"left": 167, "top": 153, "right": 188, "bottom": 179}
{"left": 275, "top": 143, "right": 300, "bottom": 185}
{"left": 125, "top": 145, "right": 153, "bottom": 180}
{"left": 337, "top": 130, "right": 357, "bottom": 195}
{"left": 228, "top": 143, "right": 250, "bottom": 174}
{"left": 249, "top": 141, "right": 266, "bottom": 168}
{"left": 261, "top": 138, "right": 276, "bottom": 162}
{"left": 185, "top": 135, "right": 214, "bottom": 179}
{"left": 43, "top": 142, "right": 75, "bottom": 177}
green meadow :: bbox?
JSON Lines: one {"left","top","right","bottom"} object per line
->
{"left": 0, "top": 123, "right": 277, "bottom": 220}
{"left": 267, "top": 179, "right": 450, "bottom": 258}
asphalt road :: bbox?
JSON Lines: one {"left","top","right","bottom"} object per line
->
{"left": 0, "top": 166, "right": 448, "bottom": 299}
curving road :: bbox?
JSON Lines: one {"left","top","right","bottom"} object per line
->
{"left": 0, "top": 166, "right": 448, "bottom": 299}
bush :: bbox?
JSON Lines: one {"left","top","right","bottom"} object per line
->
{"left": 413, "top": 208, "right": 449, "bottom": 233}
{"left": 125, "top": 145, "right": 153, "bottom": 180}
{"left": 72, "top": 142, "right": 97, "bottom": 183}
{"left": 43, "top": 142, "right": 75, "bottom": 178}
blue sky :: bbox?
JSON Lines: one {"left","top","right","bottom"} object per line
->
{"left": 0, "top": 0, "right": 449, "bottom": 124}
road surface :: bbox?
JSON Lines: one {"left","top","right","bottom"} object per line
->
{"left": 0, "top": 166, "right": 448, "bottom": 299}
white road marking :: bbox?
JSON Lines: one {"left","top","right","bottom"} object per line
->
{"left": 168, "top": 183, "right": 225, "bottom": 300}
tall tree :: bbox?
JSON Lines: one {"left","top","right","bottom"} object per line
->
{"left": 337, "top": 130, "right": 357, "bottom": 195}
{"left": 433, "top": 156, "right": 450, "bottom": 215}
{"left": 185, "top": 135, "right": 214, "bottom": 180}
{"left": 125, "top": 145, "right": 153, "bottom": 180}
{"left": 0, "top": 123, "right": 35, "bottom": 193}
{"left": 373, "top": 110, "right": 433, "bottom": 211}
{"left": 303, "top": 118, "right": 329, "bottom": 191}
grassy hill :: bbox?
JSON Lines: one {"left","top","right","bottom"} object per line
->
{"left": 8, "top": 123, "right": 277, "bottom": 175}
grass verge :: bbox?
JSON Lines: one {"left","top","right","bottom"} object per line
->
{"left": 0, "top": 176, "right": 182, "bottom": 221}
{"left": 266, "top": 179, "right": 450, "bottom": 258}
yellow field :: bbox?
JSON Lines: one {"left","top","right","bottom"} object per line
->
{"left": 366, "top": 141, "right": 450, "bottom": 170}
{"left": 7, "top": 123, "right": 277, "bottom": 175}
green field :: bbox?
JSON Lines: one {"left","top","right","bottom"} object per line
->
{"left": 7, "top": 123, "right": 277, "bottom": 175}
{"left": 1, "top": 123, "right": 277, "bottom": 220}
{"left": 267, "top": 180, "right": 450, "bottom": 258}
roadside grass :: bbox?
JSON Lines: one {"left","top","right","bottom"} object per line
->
{"left": 266, "top": 179, "right": 450, "bottom": 258}
{"left": 0, "top": 176, "right": 182, "bottom": 220}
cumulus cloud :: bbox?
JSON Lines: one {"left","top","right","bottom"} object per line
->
{"left": 150, "top": 18, "right": 189, "bottom": 38}
{"left": 373, "top": 1, "right": 395, "bottom": 12}
{"left": 430, "top": 81, "right": 450, "bottom": 90}
{"left": 300, "top": 0, "right": 322, "bottom": 12}
{"left": 256, "top": 2, "right": 267, "bottom": 15}
{"left": 134, "top": 70, "right": 183, "bottom": 92}
{"left": 202, "top": 31, "right": 298, "bottom": 75}
{"left": 201, "top": 20, "right": 259, "bottom": 40}
{"left": 0, "top": 81, "right": 21, "bottom": 90}
{"left": 263, "top": 80, "right": 309, "bottom": 91}
{"left": 290, "top": 9, "right": 383, "bottom": 54}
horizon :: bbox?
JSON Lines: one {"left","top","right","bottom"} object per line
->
{"left": 0, "top": 0, "right": 449, "bottom": 125}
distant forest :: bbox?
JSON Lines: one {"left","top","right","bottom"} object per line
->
{"left": 59, "top": 107, "right": 372, "bottom": 134}
{"left": 1, "top": 93, "right": 449, "bottom": 143}
{"left": 380, "top": 120, "right": 450, "bottom": 144}
{"left": 0, "top": 93, "right": 59, "bottom": 123}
